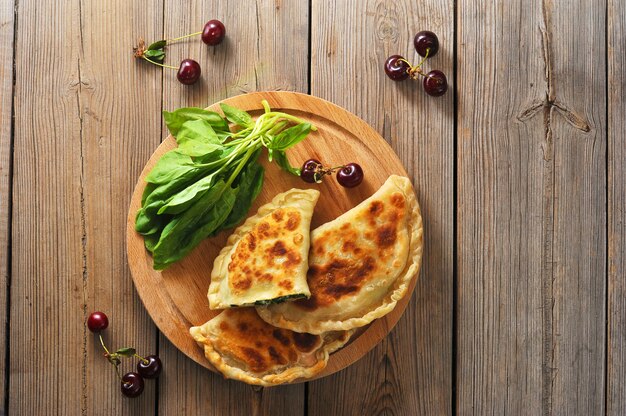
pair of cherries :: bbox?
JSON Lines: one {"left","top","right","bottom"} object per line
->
{"left": 300, "top": 159, "right": 364, "bottom": 188}
{"left": 135, "top": 20, "right": 226, "bottom": 85}
{"left": 384, "top": 30, "right": 448, "bottom": 97}
{"left": 87, "top": 311, "right": 162, "bottom": 398}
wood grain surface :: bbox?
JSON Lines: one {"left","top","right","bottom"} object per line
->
{"left": 0, "top": 0, "right": 14, "bottom": 411}
{"left": 308, "top": 1, "right": 453, "bottom": 415}
{"left": 3, "top": 0, "right": 623, "bottom": 415}
{"left": 457, "top": 2, "right": 548, "bottom": 413}
{"left": 9, "top": 0, "right": 162, "bottom": 413}
{"left": 10, "top": 0, "right": 85, "bottom": 413}
{"left": 457, "top": 0, "right": 606, "bottom": 414}
{"left": 608, "top": 0, "right": 625, "bottom": 413}
{"left": 79, "top": 0, "right": 163, "bottom": 413}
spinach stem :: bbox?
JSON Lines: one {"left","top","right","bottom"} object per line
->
{"left": 263, "top": 112, "right": 317, "bottom": 130}
{"left": 225, "top": 141, "right": 261, "bottom": 188}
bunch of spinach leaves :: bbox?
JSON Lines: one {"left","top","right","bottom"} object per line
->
{"left": 135, "top": 100, "right": 314, "bottom": 270}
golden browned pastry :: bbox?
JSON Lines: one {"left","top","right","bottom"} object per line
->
{"left": 189, "top": 308, "right": 351, "bottom": 386}
{"left": 256, "top": 175, "right": 422, "bottom": 334}
{"left": 208, "top": 188, "right": 320, "bottom": 309}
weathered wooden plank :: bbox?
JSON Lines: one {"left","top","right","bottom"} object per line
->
{"left": 456, "top": 3, "right": 548, "bottom": 413}
{"left": 607, "top": 0, "right": 626, "bottom": 413}
{"left": 308, "top": 1, "right": 454, "bottom": 415}
{"left": 157, "top": 1, "right": 309, "bottom": 415}
{"left": 548, "top": 1, "right": 606, "bottom": 412}
{"left": 10, "top": 0, "right": 86, "bottom": 413}
{"left": 9, "top": 0, "right": 162, "bottom": 413}
{"left": 457, "top": 0, "right": 606, "bottom": 414}
{"left": 9, "top": 1, "right": 88, "bottom": 413}
{"left": 79, "top": 0, "right": 163, "bottom": 413}
{"left": 0, "top": 0, "right": 14, "bottom": 413}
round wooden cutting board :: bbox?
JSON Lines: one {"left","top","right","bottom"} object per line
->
{"left": 127, "top": 91, "right": 420, "bottom": 381}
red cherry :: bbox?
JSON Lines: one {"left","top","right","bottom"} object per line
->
{"left": 414, "top": 30, "right": 440, "bottom": 57}
{"left": 384, "top": 55, "right": 410, "bottom": 81}
{"left": 423, "top": 70, "right": 448, "bottom": 96}
{"left": 202, "top": 20, "right": 226, "bottom": 45}
{"left": 300, "top": 159, "right": 322, "bottom": 183}
{"left": 121, "top": 372, "right": 144, "bottom": 398}
{"left": 87, "top": 311, "right": 109, "bottom": 333}
{"left": 336, "top": 163, "right": 364, "bottom": 188}
{"left": 177, "top": 59, "right": 201, "bottom": 85}
{"left": 137, "top": 355, "right": 162, "bottom": 379}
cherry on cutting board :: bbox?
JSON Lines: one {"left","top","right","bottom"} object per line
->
{"left": 299, "top": 160, "right": 364, "bottom": 188}
{"left": 300, "top": 159, "right": 323, "bottom": 183}
{"left": 336, "top": 163, "right": 364, "bottom": 188}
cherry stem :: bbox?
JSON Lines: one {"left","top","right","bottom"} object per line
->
{"left": 312, "top": 164, "right": 346, "bottom": 182}
{"left": 398, "top": 48, "right": 431, "bottom": 80}
{"left": 141, "top": 56, "right": 178, "bottom": 70}
{"left": 326, "top": 164, "right": 346, "bottom": 171}
{"left": 99, "top": 334, "right": 123, "bottom": 381}
{"left": 99, "top": 333, "right": 110, "bottom": 355}
{"left": 134, "top": 353, "right": 149, "bottom": 365}
{"left": 417, "top": 48, "right": 431, "bottom": 67}
{"left": 113, "top": 362, "right": 123, "bottom": 381}
{"left": 167, "top": 31, "right": 202, "bottom": 43}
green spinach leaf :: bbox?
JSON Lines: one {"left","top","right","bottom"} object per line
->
{"left": 219, "top": 103, "right": 253, "bottom": 128}
{"left": 157, "top": 173, "right": 217, "bottom": 215}
{"left": 152, "top": 181, "right": 237, "bottom": 269}
{"left": 220, "top": 158, "right": 264, "bottom": 230}
{"left": 268, "top": 123, "right": 311, "bottom": 151}
{"left": 145, "top": 150, "right": 195, "bottom": 185}
{"left": 143, "top": 232, "right": 161, "bottom": 253}
{"left": 143, "top": 168, "right": 204, "bottom": 214}
{"left": 273, "top": 150, "right": 301, "bottom": 176}
{"left": 176, "top": 119, "right": 220, "bottom": 144}
{"left": 175, "top": 120, "right": 223, "bottom": 157}
{"left": 163, "top": 108, "right": 230, "bottom": 137}
{"left": 135, "top": 208, "right": 167, "bottom": 235}
{"left": 141, "top": 182, "right": 158, "bottom": 205}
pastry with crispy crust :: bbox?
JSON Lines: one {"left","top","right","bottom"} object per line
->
{"left": 256, "top": 175, "right": 423, "bottom": 334}
{"left": 189, "top": 308, "right": 351, "bottom": 386}
{"left": 208, "top": 188, "right": 320, "bottom": 309}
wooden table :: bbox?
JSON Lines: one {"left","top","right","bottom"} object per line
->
{"left": 0, "top": 0, "right": 623, "bottom": 414}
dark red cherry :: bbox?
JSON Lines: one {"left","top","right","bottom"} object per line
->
{"left": 336, "top": 163, "right": 364, "bottom": 188}
{"left": 202, "top": 20, "right": 226, "bottom": 45}
{"left": 384, "top": 55, "right": 410, "bottom": 81}
{"left": 137, "top": 355, "right": 162, "bottom": 379}
{"left": 423, "top": 70, "right": 448, "bottom": 96}
{"left": 177, "top": 59, "right": 201, "bottom": 85}
{"left": 87, "top": 311, "right": 109, "bottom": 333}
{"left": 301, "top": 159, "right": 322, "bottom": 183}
{"left": 414, "top": 30, "right": 439, "bottom": 57}
{"left": 121, "top": 372, "right": 144, "bottom": 398}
